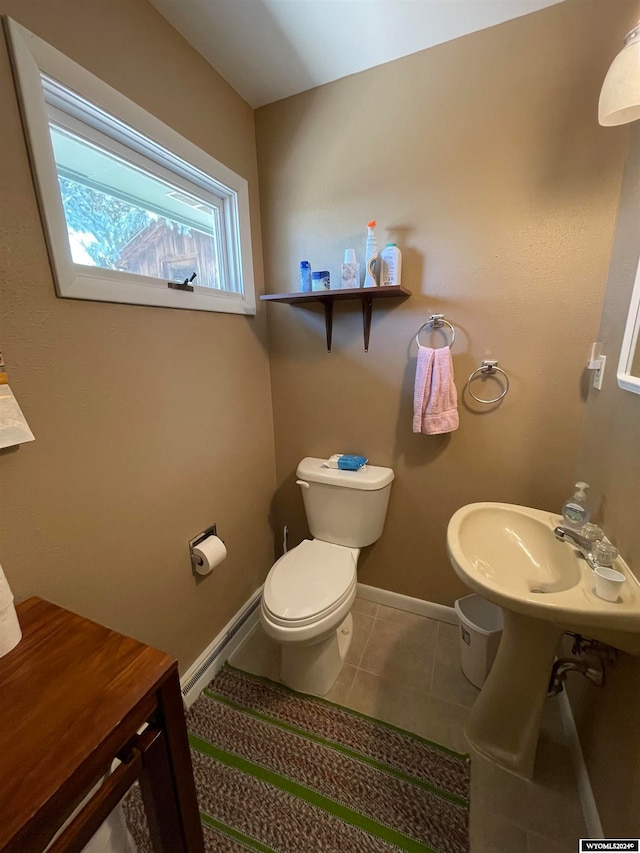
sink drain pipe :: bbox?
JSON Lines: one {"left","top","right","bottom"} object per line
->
{"left": 547, "top": 633, "right": 616, "bottom": 697}
{"left": 547, "top": 657, "right": 604, "bottom": 696}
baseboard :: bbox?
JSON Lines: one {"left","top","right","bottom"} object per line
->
{"left": 180, "top": 587, "right": 262, "bottom": 708}
{"left": 356, "top": 583, "right": 457, "bottom": 624}
{"left": 557, "top": 689, "right": 604, "bottom": 839}
{"left": 181, "top": 584, "right": 455, "bottom": 707}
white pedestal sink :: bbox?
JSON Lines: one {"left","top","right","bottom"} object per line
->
{"left": 447, "top": 502, "right": 640, "bottom": 779}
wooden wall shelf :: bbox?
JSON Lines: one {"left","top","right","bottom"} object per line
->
{"left": 260, "top": 286, "right": 410, "bottom": 352}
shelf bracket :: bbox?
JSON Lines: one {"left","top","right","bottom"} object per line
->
{"left": 362, "top": 296, "right": 373, "bottom": 352}
{"left": 323, "top": 299, "right": 334, "bottom": 352}
{"left": 259, "top": 286, "right": 410, "bottom": 353}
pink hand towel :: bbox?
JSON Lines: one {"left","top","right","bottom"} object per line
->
{"left": 413, "top": 345, "right": 459, "bottom": 434}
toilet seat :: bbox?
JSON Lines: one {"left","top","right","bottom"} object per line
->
{"left": 263, "top": 539, "right": 357, "bottom": 627}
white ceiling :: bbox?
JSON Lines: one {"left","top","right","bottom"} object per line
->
{"left": 148, "top": 0, "right": 564, "bottom": 108}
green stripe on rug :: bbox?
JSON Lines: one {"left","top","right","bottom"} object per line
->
{"left": 124, "top": 665, "right": 470, "bottom": 852}
{"left": 207, "top": 665, "right": 469, "bottom": 805}
{"left": 203, "top": 688, "right": 468, "bottom": 809}
{"left": 225, "top": 663, "right": 467, "bottom": 760}
{"left": 189, "top": 733, "right": 439, "bottom": 853}
{"left": 200, "top": 811, "right": 277, "bottom": 853}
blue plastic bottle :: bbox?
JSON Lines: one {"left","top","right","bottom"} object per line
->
{"left": 300, "top": 261, "right": 312, "bottom": 293}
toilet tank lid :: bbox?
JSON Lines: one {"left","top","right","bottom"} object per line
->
{"left": 296, "top": 457, "right": 394, "bottom": 491}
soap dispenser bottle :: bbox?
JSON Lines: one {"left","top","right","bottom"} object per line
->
{"left": 562, "top": 482, "right": 591, "bottom": 530}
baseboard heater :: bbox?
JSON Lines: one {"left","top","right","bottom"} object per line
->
{"left": 180, "top": 591, "right": 262, "bottom": 700}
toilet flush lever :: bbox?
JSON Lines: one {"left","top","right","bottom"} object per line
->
{"left": 296, "top": 479, "right": 310, "bottom": 489}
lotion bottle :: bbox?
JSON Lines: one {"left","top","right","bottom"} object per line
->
{"left": 562, "top": 482, "right": 591, "bottom": 530}
{"left": 380, "top": 243, "right": 402, "bottom": 287}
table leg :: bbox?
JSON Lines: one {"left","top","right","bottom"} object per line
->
{"left": 138, "top": 728, "right": 186, "bottom": 853}
{"left": 154, "top": 669, "right": 205, "bottom": 853}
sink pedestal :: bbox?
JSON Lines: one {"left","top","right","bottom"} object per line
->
{"left": 449, "top": 502, "right": 640, "bottom": 776}
{"left": 464, "top": 611, "right": 563, "bottom": 779}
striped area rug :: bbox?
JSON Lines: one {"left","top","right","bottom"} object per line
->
{"left": 124, "top": 665, "right": 470, "bottom": 853}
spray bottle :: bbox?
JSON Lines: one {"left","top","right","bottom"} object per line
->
{"left": 363, "top": 220, "right": 378, "bottom": 287}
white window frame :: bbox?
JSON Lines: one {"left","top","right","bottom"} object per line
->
{"left": 5, "top": 17, "right": 256, "bottom": 315}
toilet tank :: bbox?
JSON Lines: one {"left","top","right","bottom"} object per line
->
{"left": 296, "top": 457, "right": 394, "bottom": 548}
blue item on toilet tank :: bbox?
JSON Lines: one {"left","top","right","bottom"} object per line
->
{"left": 337, "top": 455, "right": 368, "bottom": 471}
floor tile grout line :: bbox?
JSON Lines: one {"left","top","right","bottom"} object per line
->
{"left": 353, "top": 662, "right": 476, "bottom": 712}
{"left": 353, "top": 598, "right": 380, "bottom": 619}
{"left": 505, "top": 816, "right": 581, "bottom": 851}
{"left": 525, "top": 828, "right": 576, "bottom": 853}
{"left": 428, "top": 647, "right": 436, "bottom": 694}
{"left": 437, "top": 620, "right": 460, "bottom": 640}
{"left": 482, "top": 794, "right": 586, "bottom": 849}
{"left": 355, "top": 612, "right": 475, "bottom": 708}
{"left": 373, "top": 604, "right": 439, "bottom": 632}
{"left": 343, "top": 614, "right": 378, "bottom": 693}
{"left": 357, "top": 641, "right": 438, "bottom": 685}
{"left": 350, "top": 613, "right": 377, "bottom": 669}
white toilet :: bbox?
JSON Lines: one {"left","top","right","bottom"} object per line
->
{"left": 260, "top": 456, "right": 394, "bottom": 696}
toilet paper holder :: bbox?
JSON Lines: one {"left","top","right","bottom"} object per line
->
{"left": 189, "top": 523, "right": 219, "bottom": 575}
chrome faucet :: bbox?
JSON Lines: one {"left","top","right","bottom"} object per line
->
{"left": 554, "top": 526, "right": 596, "bottom": 569}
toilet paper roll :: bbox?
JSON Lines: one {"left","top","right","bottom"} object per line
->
{"left": 193, "top": 535, "right": 227, "bottom": 576}
{"left": 0, "top": 563, "right": 21, "bottom": 657}
{"left": 0, "top": 561, "right": 13, "bottom": 610}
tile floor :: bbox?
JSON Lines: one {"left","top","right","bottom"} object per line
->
{"left": 229, "top": 598, "right": 585, "bottom": 853}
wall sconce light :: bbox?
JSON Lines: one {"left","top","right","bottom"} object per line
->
{"left": 599, "top": 21, "right": 640, "bottom": 126}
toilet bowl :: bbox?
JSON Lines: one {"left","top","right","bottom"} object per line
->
{"left": 260, "top": 457, "right": 394, "bottom": 696}
{"left": 261, "top": 539, "right": 359, "bottom": 695}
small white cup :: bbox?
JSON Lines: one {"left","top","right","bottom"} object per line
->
{"left": 594, "top": 567, "right": 625, "bottom": 602}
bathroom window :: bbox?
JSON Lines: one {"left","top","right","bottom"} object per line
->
{"left": 6, "top": 19, "right": 256, "bottom": 315}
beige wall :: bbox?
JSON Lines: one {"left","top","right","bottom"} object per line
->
{"left": 0, "top": 0, "right": 276, "bottom": 671}
{"left": 256, "top": 0, "right": 634, "bottom": 604}
{"left": 568, "top": 125, "right": 640, "bottom": 836}
{"left": 1, "top": 0, "right": 638, "bottom": 827}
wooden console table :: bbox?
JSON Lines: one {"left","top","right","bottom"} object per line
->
{"left": 0, "top": 597, "right": 205, "bottom": 853}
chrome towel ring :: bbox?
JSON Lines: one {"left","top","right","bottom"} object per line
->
{"left": 415, "top": 314, "right": 456, "bottom": 349}
{"left": 466, "top": 360, "right": 509, "bottom": 404}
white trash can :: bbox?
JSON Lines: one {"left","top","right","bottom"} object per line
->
{"left": 454, "top": 594, "right": 504, "bottom": 689}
